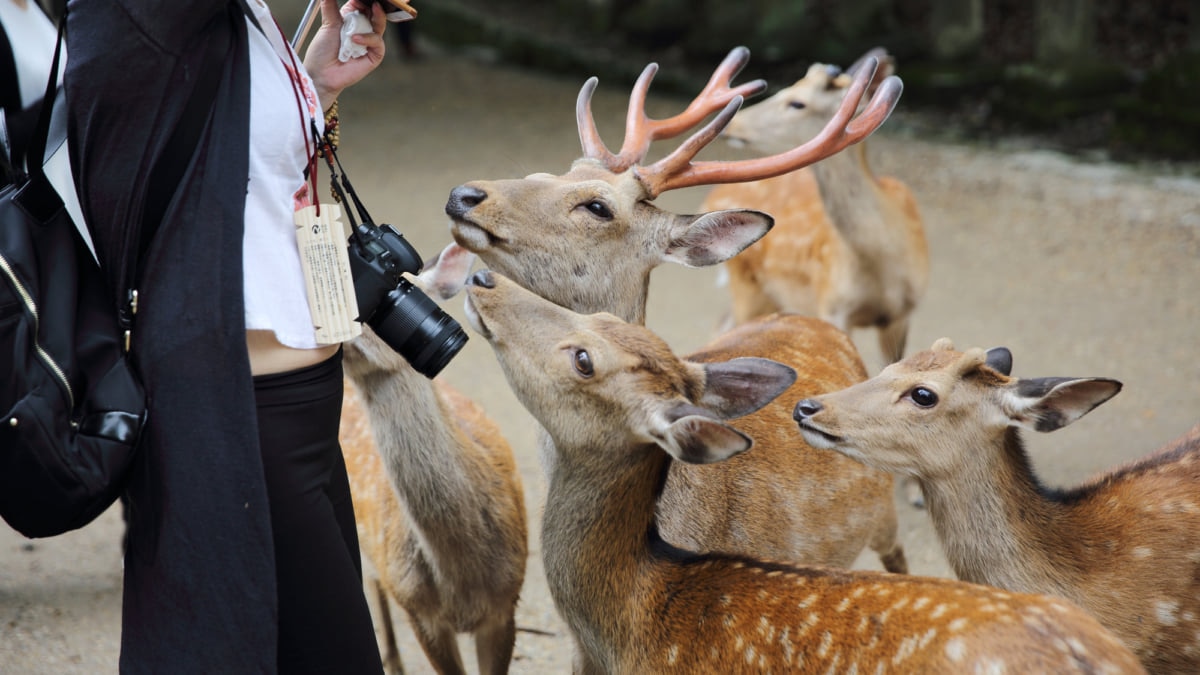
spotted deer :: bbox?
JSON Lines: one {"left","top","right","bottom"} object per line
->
{"left": 703, "top": 47, "right": 928, "bottom": 366}
{"left": 461, "top": 270, "right": 1144, "bottom": 674}
{"left": 794, "top": 337, "right": 1200, "bottom": 673}
{"left": 445, "top": 47, "right": 908, "bottom": 573}
{"left": 339, "top": 245, "right": 528, "bottom": 675}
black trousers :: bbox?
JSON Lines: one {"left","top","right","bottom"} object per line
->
{"left": 254, "top": 350, "right": 383, "bottom": 674}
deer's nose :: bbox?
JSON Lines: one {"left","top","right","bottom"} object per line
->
{"left": 446, "top": 185, "right": 489, "bottom": 218}
{"left": 470, "top": 270, "right": 496, "bottom": 289}
{"left": 793, "top": 399, "right": 823, "bottom": 420}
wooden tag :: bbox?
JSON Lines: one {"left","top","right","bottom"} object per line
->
{"left": 293, "top": 203, "right": 362, "bottom": 345}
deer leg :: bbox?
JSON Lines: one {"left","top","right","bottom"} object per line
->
{"left": 409, "top": 613, "right": 467, "bottom": 675}
{"left": 877, "top": 316, "right": 910, "bottom": 365}
{"left": 368, "top": 576, "right": 406, "bottom": 675}
{"left": 474, "top": 614, "right": 518, "bottom": 675}
{"left": 571, "top": 637, "right": 605, "bottom": 675}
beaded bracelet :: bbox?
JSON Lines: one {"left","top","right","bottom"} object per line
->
{"left": 322, "top": 100, "right": 340, "bottom": 153}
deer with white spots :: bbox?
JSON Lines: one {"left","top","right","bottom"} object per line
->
{"left": 445, "top": 47, "right": 908, "bottom": 574}
{"left": 794, "top": 337, "right": 1200, "bottom": 674}
{"left": 462, "top": 271, "right": 1144, "bottom": 675}
{"left": 702, "top": 47, "right": 928, "bottom": 366}
{"left": 339, "top": 245, "right": 528, "bottom": 675}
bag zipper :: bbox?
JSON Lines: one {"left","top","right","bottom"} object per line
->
{"left": 0, "top": 251, "right": 75, "bottom": 412}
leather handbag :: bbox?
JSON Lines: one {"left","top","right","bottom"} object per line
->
{"left": 0, "top": 16, "right": 221, "bottom": 538}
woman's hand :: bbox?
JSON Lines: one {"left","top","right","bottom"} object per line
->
{"left": 303, "top": 0, "right": 388, "bottom": 111}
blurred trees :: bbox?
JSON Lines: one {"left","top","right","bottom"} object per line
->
{"left": 420, "top": 0, "right": 1198, "bottom": 160}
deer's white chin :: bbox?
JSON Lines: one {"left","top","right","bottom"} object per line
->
{"left": 449, "top": 218, "right": 497, "bottom": 252}
{"left": 462, "top": 293, "right": 491, "bottom": 340}
{"left": 797, "top": 422, "right": 842, "bottom": 450}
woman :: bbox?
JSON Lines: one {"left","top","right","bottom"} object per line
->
{"left": 65, "top": 0, "right": 392, "bottom": 671}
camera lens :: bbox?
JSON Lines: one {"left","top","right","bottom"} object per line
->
{"left": 367, "top": 278, "right": 469, "bottom": 378}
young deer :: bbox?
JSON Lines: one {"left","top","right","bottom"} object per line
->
{"left": 445, "top": 47, "right": 908, "bottom": 573}
{"left": 703, "top": 47, "right": 928, "bottom": 365}
{"left": 339, "top": 245, "right": 528, "bottom": 675}
{"left": 462, "top": 270, "right": 1145, "bottom": 675}
{"left": 794, "top": 338, "right": 1200, "bottom": 673}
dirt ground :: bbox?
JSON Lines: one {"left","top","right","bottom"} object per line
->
{"left": 2, "top": 37, "right": 1198, "bottom": 674}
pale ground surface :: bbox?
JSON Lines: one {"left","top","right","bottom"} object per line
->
{"left": 2, "top": 37, "right": 1199, "bottom": 675}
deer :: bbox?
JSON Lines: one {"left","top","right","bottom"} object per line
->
{"left": 339, "top": 244, "right": 528, "bottom": 675}
{"left": 793, "top": 337, "right": 1200, "bottom": 674}
{"left": 444, "top": 46, "right": 909, "bottom": 575}
{"left": 702, "top": 47, "right": 928, "bottom": 367}
{"left": 460, "top": 269, "right": 1145, "bottom": 675}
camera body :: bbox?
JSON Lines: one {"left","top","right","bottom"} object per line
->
{"left": 346, "top": 221, "right": 467, "bottom": 378}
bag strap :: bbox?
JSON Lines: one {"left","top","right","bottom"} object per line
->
{"left": 44, "top": 89, "right": 91, "bottom": 259}
{"left": 22, "top": 9, "right": 63, "bottom": 189}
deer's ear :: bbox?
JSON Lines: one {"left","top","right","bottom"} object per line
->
{"left": 1004, "top": 377, "right": 1122, "bottom": 433}
{"left": 658, "top": 414, "right": 753, "bottom": 464}
{"left": 414, "top": 243, "right": 477, "bottom": 300}
{"left": 696, "top": 357, "right": 797, "bottom": 420}
{"left": 662, "top": 209, "right": 774, "bottom": 268}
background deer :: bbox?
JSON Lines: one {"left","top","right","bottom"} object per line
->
{"left": 444, "top": 46, "right": 909, "bottom": 573}
{"left": 794, "top": 337, "right": 1200, "bottom": 673}
{"left": 702, "top": 47, "right": 928, "bottom": 367}
{"left": 339, "top": 245, "right": 528, "bottom": 675}
{"left": 462, "top": 270, "right": 1145, "bottom": 675}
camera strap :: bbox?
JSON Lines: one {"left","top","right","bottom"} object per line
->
{"left": 312, "top": 120, "right": 377, "bottom": 247}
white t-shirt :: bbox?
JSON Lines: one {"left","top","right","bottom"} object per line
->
{"left": 0, "top": 0, "right": 60, "bottom": 106}
{"left": 242, "top": 0, "right": 327, "bottom": 349}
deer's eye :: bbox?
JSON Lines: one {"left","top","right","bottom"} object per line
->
{"left": 787, "top": 100, "right": 807, "bottom": 110}
{"left": 572, "top": 349, "right": 594, "bottom": 378}
{"left": 583, "top": 201, "right": 613, "bottom": 220}
{"left": 907, "top": 387, "right": 938, "bottom": 408}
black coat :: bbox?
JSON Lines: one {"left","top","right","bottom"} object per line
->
{"left": 66, "top": 1, "right": 277, "bottom": 671}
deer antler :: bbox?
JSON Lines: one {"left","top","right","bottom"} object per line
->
{"left": 576, "top": 46, "right": 768, "bottom": 174}
{"left": 637, "top": 56, "right": 904, "bottom": 198}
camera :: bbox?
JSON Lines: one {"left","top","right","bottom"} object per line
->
{"left": 346, "top": 220, "right": 468, "bottom": 378}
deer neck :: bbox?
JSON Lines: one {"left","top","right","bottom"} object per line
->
{"left": 557, "top": 269, "right": 652, "bottom": 326}
{"left": 541, "top": 442, "right": 669, "bottom": 661}
{"left": 354, "top": 366, "right": 496, "bottom": 563}
{"left": 919, "top": 429, "right": 1080, "bottom": 599}
{"left": 809, "top": 142, "right": 886, "bottom": 248}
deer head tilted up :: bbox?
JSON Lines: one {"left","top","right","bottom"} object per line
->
{"left": 703, "top": 47, "right": 929, "bottom": 366}
{"left": 446, "top": 45, "right": 901, "bottom": 324}
{"left": 794, "top": 338, "right": 1200, "bottom": 673}
{"left": 340, "top": 245, "right": 528, "bottom": 675}
{"left": 463, "top": 271, "right": 1144, "bottom": 675}
{"left": 445, "top": 47, "right": 908, "bottom": 574}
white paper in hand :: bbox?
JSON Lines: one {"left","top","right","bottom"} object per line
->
{"left": 338, "top": 11, "right": 374, "bottom": 62}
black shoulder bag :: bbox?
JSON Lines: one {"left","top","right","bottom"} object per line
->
{"left": 0, "top": 17, "right": 222, "bottom": 538}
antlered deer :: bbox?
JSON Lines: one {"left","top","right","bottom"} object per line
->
{"left": 445, "top": 47, "right": 908, "bottom": 573}
{"left": 340, "top": 245, "right": 528, "bottom": 675}
{"left": 794, "top": 337, "right": 1200, "bottom": 673}
{"left": 462, "top": 270, "right": 1144, "bottom": 675}
{"left": 703, "top": 47, "right": 928, "bottom": 366}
